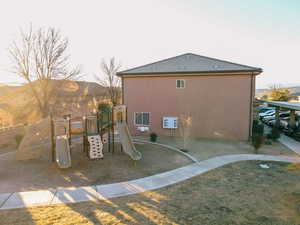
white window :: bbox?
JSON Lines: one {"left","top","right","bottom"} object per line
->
{"left": 134, "top": 112, "right": 150, "bottom": 126}
{"left": 176, "top": 79, "right": 185, "bottom": 88}
{"left": 162, "top": 117, "right": 178, "bottom": 128}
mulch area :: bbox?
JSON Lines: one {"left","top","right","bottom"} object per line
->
{"left": 0, "top": 142, "right": 192, "bottom": 193}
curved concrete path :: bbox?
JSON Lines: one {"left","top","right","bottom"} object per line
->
{"left": 279, "top": 134, "right": 300, "bottom": 155}
{"left": 0, "top": 154, "right": 299, "bottom": 210}
{"left": 133, "top": 139, "right": 199, "bottom": 163}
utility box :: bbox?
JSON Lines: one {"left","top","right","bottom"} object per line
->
{"left": 162, "top": 117, "right": 178, "bottom": 129}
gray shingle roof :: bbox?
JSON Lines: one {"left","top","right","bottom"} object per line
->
{"left": 117, "top": 53, "right": 262, "bottom": 76}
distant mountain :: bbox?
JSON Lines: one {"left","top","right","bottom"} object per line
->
{"left": 0, "top": 83, "right": 19, "bottom": 96}
{"left": 0, "top": 80, "right": 108, "bottom": 124}
{"left": 256, "top": 86, "right": 300, "bottom": 98}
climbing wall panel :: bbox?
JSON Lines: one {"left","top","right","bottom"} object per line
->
{"left": 87, "top": 135, "right": 103, "bottom": 159}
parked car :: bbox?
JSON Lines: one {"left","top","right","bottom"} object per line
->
{"left": 259, "top": 110, "right": 275, "bottom": 119}
{"left": 262, "top": 111, "right": 290, "bottom": 124}
{"left": 282, "top": 120, "right": 300, "bottom": 136}
{"left": 258, "top": 107, "right": 275, "bottom": 113}
{"left": 279, "top": 117, "right": 290, "bottom": 129}
{"left": 268, "top": 119, "right": 277, "bottom": 127}
{"left": 262, "top": 115, "right": 276, "bottom": 123}
{"left": 267, "top": 117, "right": 288, "bottom": 127}
{"left": 279, "top": 112, "right": 290, "bottom": 117}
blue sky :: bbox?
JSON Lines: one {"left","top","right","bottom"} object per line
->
{"left": 0, "top": 0, "right": 299, "bottom": 88}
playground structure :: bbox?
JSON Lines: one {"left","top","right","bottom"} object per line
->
{"left": 114, "top": 105, "right": 142, "bottom": 160}
{"left": 83, "top": 104, "right": 141, "bottom": 161}
{"left": 83, "top": 116, "right": 104, "bottom": 159}
{"left": 52, "top": 118, "right": 72, "bottom": 168}
{"left": 16, "top": 104, "right": 141, "bottom": 168}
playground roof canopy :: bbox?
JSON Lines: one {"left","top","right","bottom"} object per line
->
{"left": 266, "top": 101, "right": 300, "bottom": 111}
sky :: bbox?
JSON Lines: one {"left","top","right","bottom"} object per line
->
{"left": 0, "top": 0, "right": 299, "bottom": 89}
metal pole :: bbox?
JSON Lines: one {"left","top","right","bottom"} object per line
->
{"left": 99, "top": 111, "right": 103, "bottom": 139}
{"left": 97, "top": 111, "right": 100, "bottom": 134}
{"left": 108, "top": 112, "right": 111, "bottom": 153}
{"left": 50, "top": 114, "right": 55, "bottom": 162}
{"left": 290, "top": 109, "right": 296, "bottom": 129}
{"left": 126, "top": 106, "right": 128, "bottom": 123}
{"left": 83, "top": 116, "right": 87, "bottom": 152}
{"left": 68, "top": 116, "right": 72, "bottom": 155}
{"left": 275, "top": 107, "right": 280, "bottom": 128}
{"left": 112, "top": 108, "right": 115, "bottom": 153}
{"left": 120, "top": 108, "right": 123, "bottom": 152}
{"left": 82, "top": 116, "right": 85, "bottom": 152}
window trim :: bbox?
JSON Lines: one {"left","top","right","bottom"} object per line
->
{"left": 134, "top": 112, "right": 150, "bottom": 126}
{"left": 176, "top": 79, "right": 185, "bottom": 89}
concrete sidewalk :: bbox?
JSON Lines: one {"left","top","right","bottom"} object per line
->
{"left": 279, "top": 134, "right": 300, "bottom": 155}
{"left": 1, "top": 154, "right": 299, "bottom": 210}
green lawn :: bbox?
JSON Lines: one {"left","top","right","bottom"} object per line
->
{"left": 1, "top": 161, "right": 300, "bottom": 225}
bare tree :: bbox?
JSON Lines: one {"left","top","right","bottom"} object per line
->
{"left": 95, "top": 57, "right": 121, "bottom": 106}
{"left": 178, "top": 113, "right": 192, "bottom": 151}
{"left": 9, "top": 26, "right": 80, "bottom": 118}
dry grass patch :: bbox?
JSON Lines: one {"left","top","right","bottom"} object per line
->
{"left": 135, "top": 135, "right": 297, "bottom": 161}
{"left": 1, "top": 161, "right": 300, "bottom": 225}
{"left": 0, "top": 142, "right": 191, "bottom": 193}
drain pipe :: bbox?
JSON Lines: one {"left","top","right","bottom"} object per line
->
{"left": 248, "top": 72, "right": 254, "bottom": 141}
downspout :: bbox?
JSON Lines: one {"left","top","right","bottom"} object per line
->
{"left": 248, "top": 72, "right": 254, "bottom": 141}
{"left": 121, "top": 76, "right": 124, "bottom": 105}
{"left": 121, "top": 76, "right": 127, "bottom": 122}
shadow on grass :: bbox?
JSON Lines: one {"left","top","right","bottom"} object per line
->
{"left": 0, "top": 142, "right": 191, "bottom": 193}
{"left": 1, "top": 161, "right": 300, "bottom": 225}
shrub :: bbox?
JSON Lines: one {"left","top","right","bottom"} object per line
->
{"left": 252, "top": 134, "right": 264, "bottom": 154}
{"left": 150, "top": 132, "right": 158, "bottom": 142}
{"left": 264, "top": 138, "right": 272, "bottom": 145}
{"left": 15, "top": 134, "right": 24, "bottom": 147}
{"left": 270, "top": 127, "right": 280, "bottom": 141}
{"left": 252, "top": 121, "right": 264, "bottom": 154}
{"left": 252, "top": 120, "right": 264, "bottom": 135}
{"left": 98, "top": 102, "right": 111, "bottom": 112}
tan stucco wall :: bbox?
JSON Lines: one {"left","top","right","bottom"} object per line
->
{"left": 123, "top": 74, "right": 254, "bottom": 141}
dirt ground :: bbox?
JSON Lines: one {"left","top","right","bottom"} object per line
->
{"left": 0, "top": 146, "right": 16, "bottom": 155}
{"left": 0, "top": 141, "right": 191, "bottom": 193}
{"left": 1, "top": 160, "right": 300, "bottom": 225}
{"left": 135, "top": 135, "right": 297, "bottom": 161}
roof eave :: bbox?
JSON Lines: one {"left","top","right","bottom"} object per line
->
{"left": 117, "top": 69, "right": 263, "bottom": 76}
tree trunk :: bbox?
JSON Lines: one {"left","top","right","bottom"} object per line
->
{"left": 39, "top": 103, "right": 50, "bottom": 119}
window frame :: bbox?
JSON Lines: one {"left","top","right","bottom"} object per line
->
{"left": 134, "top": 112, "right": 150, "bottom": 126}
{"left": 176, "top": 79, "right": 185, "bottom": 89}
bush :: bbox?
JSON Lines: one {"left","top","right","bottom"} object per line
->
{"left": 264, "top": 138, "right": 272, "bottom": 145}
{"left": 252, "top": 120, "right": 264, "bottom": 135}
{"left": 252, "top": 121, "right": 264, "bottom": 153}
{"left": 98, "top": 102, "right": 111, "bottom": 112}
{"left": 15, "top": 134, "right": 24, "bottom": 147}
{"left": 252, "top": 134, "right": 264, "bottom": 154}
{"left": 266, "top": 133, "right": 272, "bottom": 140}
{"left": 150, "top": 132, "right": 158, "bottom": 142}
{"left": 270, "top": 127, "right": 280, "bottom": 141}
